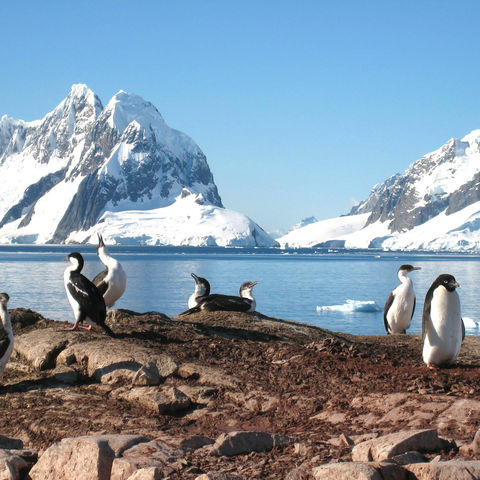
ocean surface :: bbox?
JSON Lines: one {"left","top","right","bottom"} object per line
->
{"left": 1, "top": 245, "right": 479, "bottom": 336}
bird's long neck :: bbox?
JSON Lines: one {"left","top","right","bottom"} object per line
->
{"left": 398, "top": 271, "right": 412, "bottom": 285}
{"left": 98, "top": 246, "right": 117, "bottom": 269}
{"left": 241, "top": 289, "right": 254, "bottom": 301}
{"left": 0, "top": 305, "right": 12, "bottom": 335}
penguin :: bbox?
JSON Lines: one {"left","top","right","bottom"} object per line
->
{"left": 188, "top": 273, "right": 211, "bottom": 308}
{"left": 180, "top": 281, "right": 259, "bottom": 315}
{"left": 384, "top": 264, "right": 421, "bottom": 334}
{"left": 422, "top": 273, "right": 464, "bottom": 368}
{"left": 63, "top": 252, "right": 114, "bottom": 337}
{"left": 92, "top": 233, "right": 127, "bottom": 307}
{"left": 0, "top": 293, "right": 13, "bottom": 382}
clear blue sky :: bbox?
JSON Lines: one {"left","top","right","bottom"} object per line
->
{"left": 1, "top": 0, "right": 480, "bottom": 235}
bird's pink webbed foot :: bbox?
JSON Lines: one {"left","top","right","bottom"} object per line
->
{"left": 64, "top": 323, "right": 92, "bottom": 331}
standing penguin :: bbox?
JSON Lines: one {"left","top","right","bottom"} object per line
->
{"left": 422, "top": 274, "right": 464, "bottom": 368}
{"left": 384, "top": 264, "right": 421, "bottom": 334}
{"left": 93, "top": 233, "right": 127, "bottom": 307}
{"left": 0, "top": 293, "right": 13, "bottom": 382}
{"left": 64, "top": 252, "right": 114, "bottom": 337}
{"left": 188, "top": 273, "right": 211, "bottom": 308}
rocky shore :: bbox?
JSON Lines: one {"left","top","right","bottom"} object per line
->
{"left": 2, "top": 308, "right": 480, "bottom": 479}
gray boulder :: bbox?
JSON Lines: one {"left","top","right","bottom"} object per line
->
{"left": 211, "top": 431, "right": 294, "bottom": 457}
{"left": 352, "top": 429, "right": 450, "bottom": 462}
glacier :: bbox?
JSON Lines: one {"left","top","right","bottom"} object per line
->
{"left": 0, "top": 84, "right": 277, "bottom": 247}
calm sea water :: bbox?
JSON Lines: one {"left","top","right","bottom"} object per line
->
{"left": 0, "top": 245, "right": 479, "bottom": 336}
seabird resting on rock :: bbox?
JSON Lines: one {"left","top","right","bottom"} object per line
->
{"left": 422, "top": 273, "right": 464, "bottom": 368}
{"left": 0, "top": 293, "right": 13, "bottom": 382}
{"left": 63, "top": 252, "right": 114, "bottom": 337}
{"left": 384, "top": 264, "right": 421, "bottom": 334}
{"left": 188, "top": 273, "right": 211, "bottom": 308}
{"left": 93, "top": 233, "right": 127, "bottom": 307}
{"left": 180, "top": 281, "right": 259, "bottom": 315}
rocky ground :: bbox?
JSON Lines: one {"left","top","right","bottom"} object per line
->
{"left": 2, "top": 308, "right": 480, "bottom": 479}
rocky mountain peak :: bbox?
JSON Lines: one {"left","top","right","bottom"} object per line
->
{"left": 0, "top": 84, "right": 275, "bottom": 246}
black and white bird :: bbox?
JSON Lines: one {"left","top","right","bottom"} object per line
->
{"left": 92, "top": 233, "right": 127, "bottom": 307}
{"left": 0, "top": 293, "right": 13, "bottom": 382}
{"left": 63, "top": 252, "right": 114, "bottom": 337}
{"left": 180, "top": 281, "right": 259, "bottom": 315}
{"left": 422, "top": 274, "right": 464, "bottom": 369}
{"left": 384, "top": 264, "right": 421, "bottom": 334}
{"left": 188, "top": 273, "right": 211, "bottom": 308}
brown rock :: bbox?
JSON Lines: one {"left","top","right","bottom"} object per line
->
{"left": 176, "top": 385, "right": 217, "bottom": 405}
{"left": 110, "top": 440, "right": 187, "bottom": 480}
{"left": 312, "top": 462, "right": 383, "bottom": 480}
{"left": 53, "top": 366, "right": 79, "bottom": 384}
{"left": 352, "top": 429, "right": 449, "bottom": 462}
{"left": 178, "top": 363, "right": 238, "bottom": 388}
{"left": 29, "top": 436, "right": 115, "bottom": 480}
{"left": 10, "top": 308, "right": 47, "bottom": 330}
{"left": 125, "top": 468, "right": 161, "bottom": 479}
{"left": 29, "top": 435, "right": 148, "bottom": 480}
{"left": 285, "top": 469, "right": 307, "bottom": 480}
{"left": 14, "top": 329, "right": 68, "bottom": 370}
{"left": 56, "top": 341, "right": 177, "bottom": 385}
{"left": 390, "top": 450, "right": 428, "bottom": 465}
{"left": 179, "top": 435, "right": 214, "bottom": 452}
{"left": 312, "top": 462, "right": 408, "bottom": 480}
{"left": 116, "top": 386, "right": 191, "bottom": 414}
{"left": 405, "top": 460, "right": 480, "bottom": 479}
{"left": 211, "top": 431, "right": 294, "bottom": 457}
{"left": 460, "top": 428, "right": 480, "bottom": 456}
{"left": 0, "top": 449, "right": 29, "bottom": 480}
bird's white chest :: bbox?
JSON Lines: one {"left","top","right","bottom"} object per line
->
{"left": 103, "top": 264, "right": 127, "bottom": 307}
{"left": 423, "top": 288, "right": 462, "bottom": 365}
{"left": 188, "top": 293, "right": 198, "bottom": 309}
{"left": 387, "top": 281, "right": 414, "bottom": 331}
{"left": 64, "top": 272, "right": 82, "bottom": 317}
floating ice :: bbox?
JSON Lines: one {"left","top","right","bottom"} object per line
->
{"left": 316, "top": 299, "right": 381, "bottom": 313}
{"left": 463, "top": 317, "right": 480, "bottom": 329}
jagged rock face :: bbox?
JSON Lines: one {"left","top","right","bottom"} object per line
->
{"left": 0, "top": 84, "right": 223, "bottom": 244}
{"left": 352, "top": 132, "right": 480, "bottom": 233}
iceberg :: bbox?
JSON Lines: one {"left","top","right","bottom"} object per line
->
{"left": 316, "top": 299, "right": 381, "bottom": 313}
{"left": 463, "top": 317, "right": 480, "bottom": 329}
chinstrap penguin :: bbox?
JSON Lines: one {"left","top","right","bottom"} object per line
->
{"left": 422, "top": 273, "right": 464, "bottom": 369}
{"left": 93, "top": 233, "right": 127, "bottom": 307}
{"left": 384, "top": 264, "right": 421, "bottom": 334}
{"left": 64, "top": 252, "right": 114, "bottom": 337}
{"left": 188, "top": 273, "right": 211, "bottom": 309}
{"left": 180, "top": 281, "right": 259, "bottom": 315}
{"left": 0, "top": 293, "right": 13, "bottom": 383}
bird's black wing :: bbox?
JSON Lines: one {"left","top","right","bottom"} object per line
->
{"left": 462, "top": 318, "right": 465, "bottom": 340}
{"left": 201, "top": 294, "right": 252, "bottom": 312}
{"left": 67, "top": 273, "right": 110, "bottom": 335}
{"left": 92, "top": 269, "right": 109, "bottom": 297}
{"left": 383, "top": 292, "right": 395, "bottom": 334}
{"left": 179, "top": 294, "right": 251, "bottom": 314}
{"left": 178, "top": 306, "right": 201, "bottom": 316}
{"left": 422, "top": 286, "right": 435, "bottom": 340}
{"left": 0, "top": 326, "right": 11, "bottom": 359}
{"left": 411, "top": 296, "right": 416, "bottom": 320}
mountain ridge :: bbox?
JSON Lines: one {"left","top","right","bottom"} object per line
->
{"left": 0, "top": 84, "right": 277, "bottom": 247}
{"left": 279, "top": 128, "right": 480, "bottom": 251}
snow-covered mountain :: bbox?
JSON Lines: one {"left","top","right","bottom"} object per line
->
{"left": 278, "top": 129, "right": 480, "bottom": 251}
{"left": 0, "top": 84, "right": 277, "bottom": 246}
